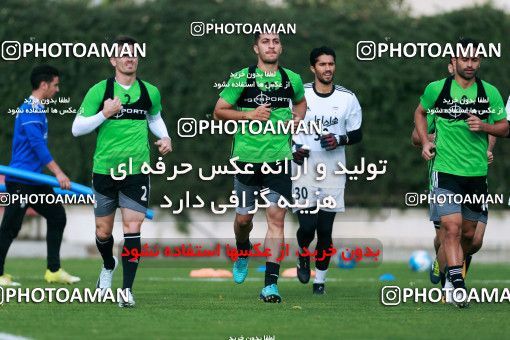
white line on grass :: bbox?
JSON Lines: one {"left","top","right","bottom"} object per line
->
{"left": 145, "top": 277, "right": 379, "bottom": 283}
{"left": 144, "top": 277, "right": 510, "bottom": 284}
{"left": 0, "top": 333, "right": 32, "bottom": 340}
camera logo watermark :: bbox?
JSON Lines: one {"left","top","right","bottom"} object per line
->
{"left": 177, "top": 118, "right": 322, "bottom": 138}
{"left": 405, "top": 192, "right": 503, "bottom": 207}
{"left": 1, "top": 41, "right": 146, "bottom": 61}
{"left": 381, "top": 286, "right": 510, "bottom": 305}
{"left": 4, "top": 193, "right": 95, "bottom": 206}
{"left": 0, "top": 287, "right": 129, "bottom": 304}
{"left": 190, "top": 22, "right": 296, "bottom": 36}
{"left": 356, "top": 41, "right": 501, "bottom": 61}
{"left": 0, "top": 193, "right": 10, "bottom": 207}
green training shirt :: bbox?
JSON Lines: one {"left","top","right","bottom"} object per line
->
{"left": 420, "top": 77, "right": 505, "bottom": 177}
{"left": 219, "top": 67, "right": 305, "bottom": 163}
{"left": 78, "top": 79, "right": 162, "bottom": 175}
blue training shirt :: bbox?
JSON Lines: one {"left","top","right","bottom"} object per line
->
{"left": 5, "top": 96, "right": 53, "bottom": 184}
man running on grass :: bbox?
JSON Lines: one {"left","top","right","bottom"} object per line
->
{"left": 213, "top": 31, "right": 306, "bottom": 303}
{"left": 72, "top": 35, "right": 172, "bottom": 307}
{"left": 414, "top": 38, "right": 508, "bottom": 307}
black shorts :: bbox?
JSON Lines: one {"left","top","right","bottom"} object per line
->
{"left": 92, "top": 173, "right": 149, "bottom": 217}
{"left": 429, "top": 171, "right": 488, "bottom": 223}
{"left": 0, "top": 181, "right": 66, "bottom": 235}
{"left": 235, "top": 160, "right": 292, "bottom": 202}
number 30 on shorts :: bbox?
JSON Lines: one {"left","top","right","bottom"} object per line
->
{"left": 294, "top": 187, "right": 308, "bottom": 200}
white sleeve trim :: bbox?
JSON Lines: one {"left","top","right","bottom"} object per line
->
{"left": 71, "top": 112, "right": 107, "bottom": 136}
{"left": 147, "top": 112, "right": 170, "bottom": 139}
{"left": 506, "top": 96, "right": 510, "bottom": 120}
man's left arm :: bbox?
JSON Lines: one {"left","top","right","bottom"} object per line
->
{"left": 342, "top": 94, "right": 363, "bottom": 145}
{"left": 467, "top": 87, "right": 509, "bottom": 137}
{"left": 147, "top": 86, "right": 172, "bottom": 155}
{"left": 291, "top": 73, "right": 306, "bottom": 123}
{"left": 320, "top": 94, "right": 362, "bottom": 151}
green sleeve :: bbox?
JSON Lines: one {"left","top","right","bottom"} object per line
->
{"left": 426, "top": 113, "right": 435, "bottom": 134}
{"left": 485, "top": 83, "right": 506, "bottom": 122}
{"left": 145, "top": 82, "right": 162, "bottom": 115}
{"left": 289, "top": 72, "right": 305, "bottom": 102}
{"left": 219, "top": 68, "right": 248, "bottom": 105}
{"left": 79, "top": 81, "right": 106, "bottom": 117}
{"left": 420, "top": 79, "right": 445, "bottom": 111}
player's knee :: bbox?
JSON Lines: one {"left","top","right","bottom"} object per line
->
{"left": 95, "top": 228, "right": 112, "bottom": 239}
{"left": 461, "top": 228, "right": 475, "bottom": 243}
{"left": 471, "top": 236, "right": 483, "bottom": 254}
{"left": 49, "top": 211, "right": 67, "bottom": 230}
{"left": 268, "top": 217, "right": 284, "bottom": 231}
{"left": 95, "top": 221, "right": 113, "bottom": 239}
{"left": 236, "top": 214, "right": 253, "bottom": 229}
{"left": 316, "top": 227, "right": 332, "bottom": 240}
{"left": 442, "top": 222, "right": 461, "bottom": 239}
{"left": 266, "top": 209, "right": 285, "bottom": 228}
{"left": 317, "top": 237, "right": 332, "bottom": 249}
{"left": 297, "top": 225, "right": 314, "bottom": 238}
{"left": 122, "top": 221, "right": 142, "bottom": 234}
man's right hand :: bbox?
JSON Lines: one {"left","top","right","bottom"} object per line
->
{"left": 421, "top": 141, "right": 436, "bottom": 161}
{"left": 247, "top": 104, "right": 271, "bottom": 121}
{"left": 102, "top": 97, "right": 122, "bottom": 118}
{"left": 56, "top": 171, "right": 71, "bottom": 190}
{"left": 292, "top": 144, "right": 310, "bottom": 165}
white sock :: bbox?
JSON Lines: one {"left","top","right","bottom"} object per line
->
{"left": 314, "top": 269, "right": 328, "bottom": 284}
{"left": 444, "top": 276, "right": 453, "bottom": 302}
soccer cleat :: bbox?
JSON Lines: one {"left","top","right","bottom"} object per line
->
{"left": 313, "top": 283, "right": 325, "bottom": 295}
{"left": 96, "top": 256, "right": 118, "bottom": 294}
{"left": 451, "top": 288, "right": 469, "bottom": 309}
{"left": 429, "top": 258, "right": 441, "bottom": 284}
{"left": 259, "top": 284, "right": 282, "bottom": 303}
{"left": 296, "top": 255, "right": 310, "bottom": 284}
{"left": 444, "top": 279, "right": 469, "bottom": 308}
{"left": 233, "top": 257, "right": 249, "bottom": 284}
{"left": 118, "top": 288, "right": 135, "bottom": 308}
{"left": 0, "top": 274, "right": 21, "bottom": 286}
{"left": 44, "top": 269, "right": 81, "bottom": 284}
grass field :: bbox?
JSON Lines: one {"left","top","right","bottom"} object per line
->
{"left": 0, "top": 258, "right": 509, "bottom": 339}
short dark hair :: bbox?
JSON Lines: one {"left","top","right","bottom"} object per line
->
{"left": 30, "top": 65, "right": 59, "bottom": 90}
{"left": 112, "top": 35, "right": 138, "bottom": 47}
{"left": 254, "top": 32, "right": 279, "bottom": 44}
{"left": 310, "top": 46, "right": 336, "bottom": 66}
{"left": 458, "top": 37, "right": 479, "bottom": 49}
{"left": 456, "top": 37, "right": 480, "bottom": 57}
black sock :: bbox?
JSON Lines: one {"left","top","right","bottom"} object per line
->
{"left": 96, "top": 235, "right": 115, "bottom": 270}
{"left": 236, "top": 239, "right": 251, "bottom": 259}
{"left": 440, "top": 271, "right": 446, "bottom": 288}
{"left": 297, "top": 209, "right": 318, "bottom": 250}
{"left": 46, "top": 208, "right": 66, "bottom": 272}
{"left": 264, "top": 261, "right": 280, "bottom": 286}
{"left": 447, "top": 265, "right": 465, "bottom": 289}
{"left": 465, "top": 254, "right": 473, "bottom": 275}
{"left": 122, "top": 233, "right": 141, "bottom": 290}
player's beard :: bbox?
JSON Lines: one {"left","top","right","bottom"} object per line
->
{"left": 317, "top": 72, "right": 334, "bottom": 85}
{"left": 260, "top": 52, "right": 279, "bottom": 64}
{"left": 317, "top": 72, "right": 335, "bottom": 85}
{"left": 457, "top": 66, "right": 477, "bottom": 81}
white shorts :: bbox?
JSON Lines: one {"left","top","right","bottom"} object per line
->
{"left": 292, "top": 185, "right": 345, "bottom": 213}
